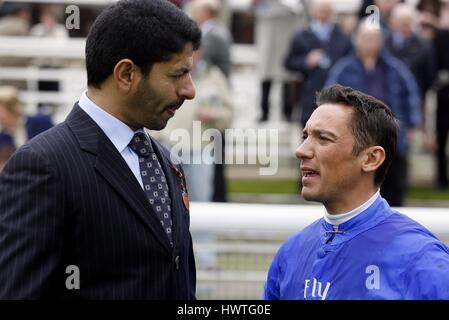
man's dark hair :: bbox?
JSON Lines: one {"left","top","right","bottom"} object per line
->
{"left": 316, "top": 85, "right": 399, "bottom": 186}
{"left": 86, "top": 0, "right": 202, "bottom": 88}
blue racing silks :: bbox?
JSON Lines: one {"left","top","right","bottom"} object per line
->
{"left": 264, "top": 196, "right": 449, "bottom": 300}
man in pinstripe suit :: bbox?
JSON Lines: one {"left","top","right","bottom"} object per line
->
{"left": 0, "top": 0, "right": 201, "bottom": 299}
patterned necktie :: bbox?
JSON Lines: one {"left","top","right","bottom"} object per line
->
{"left": 129, "top": 131, "right": 173, "bottom": 245}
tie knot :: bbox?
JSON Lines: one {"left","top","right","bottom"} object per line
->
{"left": 129, "top": 132, "right": 153, "bottom": 157}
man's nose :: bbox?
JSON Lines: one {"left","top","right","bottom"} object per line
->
{"left": 179, "top": 74, "right": 196, "bottom": 100}
{"left": 295, "top": 139, "right": 313, "bottom": 160}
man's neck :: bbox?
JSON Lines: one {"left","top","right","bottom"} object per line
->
{"left": 86, "top": 88, "right": 136, "bottom": 129}
{"left": 87, "top": 88, "right": 117, "bottom": 115}
{"left": 325, "top": 187, "right": 379, "bottom": 215}
{"left": 324, "top": 189, "right": 380, "bottom": 226}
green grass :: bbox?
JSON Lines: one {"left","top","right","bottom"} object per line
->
{"left": 406, "top": 186, "right": 449, "bottom": 201}
{"left": 228, "top": 179, "right": 299, "bottom": 195}
{"left": 228, "top": 179, "right": 449, "bottom": 201}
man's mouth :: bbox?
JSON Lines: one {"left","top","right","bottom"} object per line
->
{"left": 301, "top": 167, "right": 320, "bottom": 178}
{"left": 164, "top": 101, "right": 184, "bottom": 117}
{"left": 165, "top": 106, "right": 178, "bottom": 117}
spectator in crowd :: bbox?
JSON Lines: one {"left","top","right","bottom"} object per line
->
{"left": 190, "top": 0, "right": 232, "bottom": 79}
{"left": 358, "top": 0, "right": 374, "bottom": 19}
{"left": 385, "top": 3, "right": 435, "bottom": 132}
{"left": 433, "top": 1, "right": 449, "bottom": 190}
{"left": 374, "top": 0, "right": 401, "bottom": 36}
{"left": 30, "top": 5, "right": 69, "bottom": 113}
{"left": 190, "top": 0, "right": 233, "bottom": 202}
{"left": 0, "top": 3, "right": 31, "bottom": 36}
{"left": 417, "top": 0, "right": 442, "bottom": 15}
{"left": 252, "top": 0, "right": 301, "bottom": 123}
{"left": 0, "top": 85, "right": 53, "bottom": 148}
{"left": 264, "top": 85, "right": 449, "bottom": 300}
{"left": 326, "top": 20, "right": 421, "bottom": 207}
{"left": 416, "top": 0, "right": 442, "bottom": 40}
{"left": 0, "top": 133, "right": 15, "bottom": 171}
{"left": 440, "top": 0, "right": 449, "bottom": 28}
{"left": 30, "top": 5, "right": 68, "bottom": 38}
{"left": 0, "top": 3, "right": 33, "bottom": 88}
{"left": 284, "top": 0, "right": 352, "bottom": 128}
{"left": 339, "top": 14, "right": 359, "bottom": 35}
{"left": 359, "top": 0, "right": 402, "bottom": 38}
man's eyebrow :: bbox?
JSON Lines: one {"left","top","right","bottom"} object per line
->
{"left": 304, "top": 128, "right": 338, "bottom": 140}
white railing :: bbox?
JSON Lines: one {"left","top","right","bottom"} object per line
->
{"left": 0, "top": 37, "right": 85, "bottom": 59}
{"left": 190, "top": 202, "right": 449, "bottom": 239}
{"left": 0, "top": 36, "right": 258, "bottom": 65}
{"left": 0, "top": 36, "right": 259, "bottom": 121}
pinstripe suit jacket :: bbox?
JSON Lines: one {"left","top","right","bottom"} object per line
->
{"left": 0, "top": 104, "right": 196, "bottom": 299}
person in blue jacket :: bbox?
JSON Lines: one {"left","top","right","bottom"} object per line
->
{"left": 0, "top": 133, "right": 15, "bottom": 171}
{"left": 0, "top": 85, "right": 53, "bottom": 149}
{"left": 264, "top": 84, "right": 449, "bottom": 300}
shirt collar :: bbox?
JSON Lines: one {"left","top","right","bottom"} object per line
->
{"left": 78, "top": 91, "right": 135, "bottom": 153}
{"left": 392, "top": 31, "right": 406, "bottom": 48}
{"left": 310, "top": 20, "right": 334, "bottom": 43}
{"left": 320, "top": 195, "right": 393, "bottom": 246}
{"left": 324, "top": 189, "right": 380, "bottom": 226}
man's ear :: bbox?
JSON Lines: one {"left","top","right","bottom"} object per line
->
{"left": 113, "top": 59, "right": 140, "bottom": 94}
{"left": 361, "top": 146, "right": 385, "bottom": 174}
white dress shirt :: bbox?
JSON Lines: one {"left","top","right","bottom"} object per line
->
{"left": 78, "top": 91, "right": 146, "bottom": 189}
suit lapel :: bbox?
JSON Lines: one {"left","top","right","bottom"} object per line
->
{"left": 66, "top": 104, "right": 172, "bottom": 254}
{"left": 95, "top": 136, "right": 173, "bottom": 253}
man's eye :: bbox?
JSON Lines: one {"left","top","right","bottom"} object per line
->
{"left": 172, "top": 73, "right": 188, "bottom": 79}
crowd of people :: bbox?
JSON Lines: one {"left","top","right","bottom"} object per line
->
{"left": 0, "top": 0, "right": 448, "bottom": 301}
{"left": 255, "top": 0, "right": 449, "bottom": 205}
{"left": 0, "top": 0, "right": 233, "bottom": 203}
{"left": 1, "top": 0, "right": 449, "bottom": 204}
